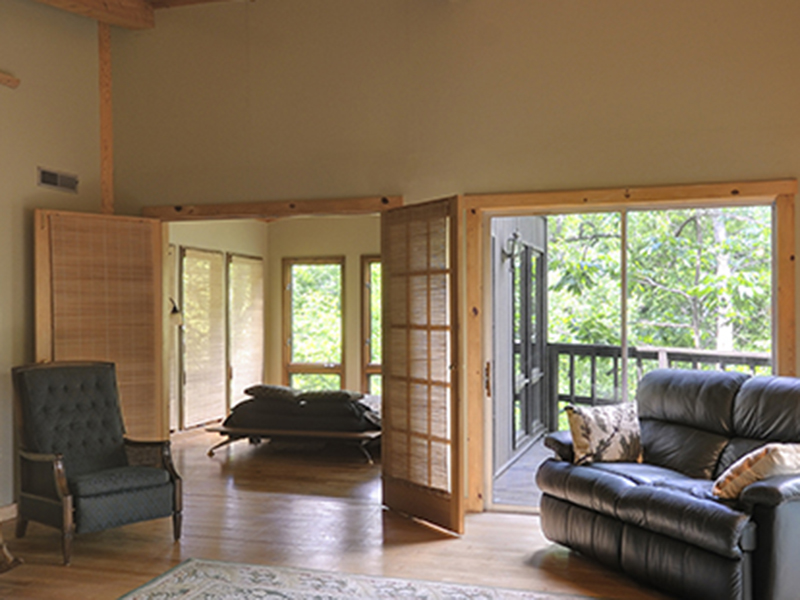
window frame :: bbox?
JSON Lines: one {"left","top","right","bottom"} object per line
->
{"left": 282, "top": 256, "right": 346, "bottom": 389}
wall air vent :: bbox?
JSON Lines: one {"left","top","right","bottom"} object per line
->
{"left": 37, "top": 167, "right": 78, "bottom": 193}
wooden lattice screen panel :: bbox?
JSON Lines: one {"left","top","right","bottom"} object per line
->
{"left": 181, "top": 248, "right": 227, "bottom": 427}
{"left": 35, "top": 210, "right": 164, "bottom": 440}
{"left": 382, "top": 198, "right": 463, "bottom": 533}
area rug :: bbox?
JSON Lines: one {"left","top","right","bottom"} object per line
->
{"left": 120, "top": 557, "right": 601, "bottom": 600}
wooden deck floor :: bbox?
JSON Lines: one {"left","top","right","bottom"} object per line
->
{"left": 0, "top": 429, "right": 672, "bottom": 600}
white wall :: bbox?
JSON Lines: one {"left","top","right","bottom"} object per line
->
{"left": 0, "top": 1, "right": 104, "bottom": 507}
{"left": 265, "top": 215, "right": 381, "bottom": 389}
{"left": 168, "top": 219, "right": 268, "bottom": 257}
{"left": 113, "top": 0, "right": 800, "bottom": 213}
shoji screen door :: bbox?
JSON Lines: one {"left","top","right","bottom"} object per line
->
{"left": 35, "top": 210, "right": 165, "bottom": 439}
{"left": 381, "top": 197, "right": 464, "bottom": 534}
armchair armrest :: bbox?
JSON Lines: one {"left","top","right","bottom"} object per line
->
{"left": 18, "top": 449, "right": 70, "bottom": 500}
{"left": 123, "top": 438, "right": 182, "bottom": 484}
{"left": 739, "top": 474, "right": 800, "bottom": 508}
{"left": 544, "top": 430, "right": 574, "bottom": 463}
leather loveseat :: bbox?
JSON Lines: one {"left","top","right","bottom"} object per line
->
{"left": 536, "top": 368, "right": 800, "bottom": 600}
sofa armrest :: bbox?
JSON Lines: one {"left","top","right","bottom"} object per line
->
{"left": 739, "top": 474, "right": 800, "bottom": 508}
{"left": 544, "top": 430, "right": 574, "bottom": 463}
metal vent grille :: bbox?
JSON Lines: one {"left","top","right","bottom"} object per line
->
{"left": 38, "top": 167, "right": 79, "bottom": 193}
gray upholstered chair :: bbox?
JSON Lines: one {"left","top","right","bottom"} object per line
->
{"left": 12, "top": 361, "right": 182, "bottom": 565}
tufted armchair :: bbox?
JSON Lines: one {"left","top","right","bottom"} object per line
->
{"left": 12, "top": 361, "right": 182, "bottom": 565}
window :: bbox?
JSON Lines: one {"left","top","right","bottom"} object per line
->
{"left": 283, "top": 257, "right": 344, "bottom": 390}
{"left": 362, "top": 256, "right": 382, "bottom": 394}
{"left": 547, "top": 205, "right": 773, "bottom": 426}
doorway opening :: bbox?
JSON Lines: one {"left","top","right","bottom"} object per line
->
{"left": 489, "top": 204, "right": 774, "bottom": 510}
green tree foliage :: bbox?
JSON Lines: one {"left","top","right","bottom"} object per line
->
{"left": 627, "top": 207, "right": 771, "bottom": 353}
{"left": 291, "top": 263, "right": 342, "bottom": 364}
{"left": 548, "top": 213, "right": 622, "bottom": 345}
{"left": 548, "top": 207, "right": 771, "bottom": 353}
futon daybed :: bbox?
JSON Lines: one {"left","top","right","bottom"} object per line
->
{"left": 536, "top": 368, "right": 800, "bottom": 600}
{"left": 206, "top": 385, "right": 381, "bottom": 462}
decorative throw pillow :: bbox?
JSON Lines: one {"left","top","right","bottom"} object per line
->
{"left": 712, "top": 443, "right": 800, "bottom": 499}
{"left": 244, "top": 384, "right": 298, "bottom": 404}
{"left": 565, "top": 402, "right": 642, "bottom": 465}
{"left": 297, "top": 390, "right": 364, "bottom": 404}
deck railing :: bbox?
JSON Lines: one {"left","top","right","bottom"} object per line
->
{"left": 545, "top": 342, "right": 771, "bottom": 430}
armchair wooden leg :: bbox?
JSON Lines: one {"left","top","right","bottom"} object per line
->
{"left": 0, "top": 527, "right": 22, "bottom": 573}
{"left": 173, "top": 511, "right": 182, "bottom": 541}
{"left": 61, "top": 527, "right": 74, "bottom": 566}
{"left": 15, "top": 518, "right": 27, "bottom": 539}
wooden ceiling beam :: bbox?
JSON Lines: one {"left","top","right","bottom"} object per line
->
{"left": 142, "top": 196, "right": 404, "bottom": 222}
{"left": 31, "top": 0, "right": 155, "bottom": 30}
{"left": 148, "top": 0, "right": 233, "bottom": 8}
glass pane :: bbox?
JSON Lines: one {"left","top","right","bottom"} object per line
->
{"left": 368, "top": 374, "right": 383, "bottom": 396}
{"left": 548, "top": 213, "right": 622, "bottom": 419}
{"left": 626, "top": 206, "right": 772, "bottom": 380}
{"left": 290, "top": 373, "right": 341, "bottom": 391}
{"left": 291, "top": 263, "right": 342, "bottom": 364}
{"left": 370, "top": 261, "right": 382, "bottom": 364}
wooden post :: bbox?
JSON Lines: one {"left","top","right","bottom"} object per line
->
{"left": 99, "top": 21, "right": 114, "bottom": 214}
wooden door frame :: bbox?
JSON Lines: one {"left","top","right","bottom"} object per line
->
{"left": 461, "top": 179, "right": 798, "bottom": 512}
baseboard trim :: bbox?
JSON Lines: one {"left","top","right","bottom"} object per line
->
{"left": 0, "top": 504, "right": 18, "bottom": 523}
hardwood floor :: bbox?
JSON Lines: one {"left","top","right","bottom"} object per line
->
{"left": 0, "top": 429, "right": 672, "bottom": 599}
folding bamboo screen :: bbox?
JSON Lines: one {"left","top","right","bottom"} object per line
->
{"left": 181, "top": 248, "right": 226, "bottom": 427}
{"left": 381, "top": 198, "right": 462, "bottom": 533}
{"left": 228, "top": 254, "right": 264, "bottom": 406}
{"left": 35, "top": 210, "right": 164, "bottom": 439}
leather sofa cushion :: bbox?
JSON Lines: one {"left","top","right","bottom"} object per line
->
{"left": 69, "top": 466, "right": 170, "bottom": 497}
{"left": 539, "top": 458, "right": 752, "bottom": 559}
{"left": 733, "top": 376, "right": 800, "bottom": 441}
{"left": 537, "top": 459, "right": 638, "bottom": 518}
{"left": 637, "top": 369, "right": 749, "bottom": 435}
{"left": 616, "top": 484, "right": 750, "bottom": 559}
{"left": 641, "top": 420, "right": 730, "bottom": 479}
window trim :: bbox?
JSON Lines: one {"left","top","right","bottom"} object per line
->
{"left": 282, "top": 256, "right": 346, "bottom": 388}
{"left": 361, "top": 255, "right": 382, "bottom": 393}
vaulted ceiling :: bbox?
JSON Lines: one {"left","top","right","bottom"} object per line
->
{"left": 32, "top": 0, "right": 231, "bottom": 30}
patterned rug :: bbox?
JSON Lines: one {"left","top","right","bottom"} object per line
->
{"left": 120, "top": 558, "right": 601, "bottom": 600}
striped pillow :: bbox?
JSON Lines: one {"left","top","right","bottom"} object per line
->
{"left": 713, "top": 443, "right": 800, "bottom": 499}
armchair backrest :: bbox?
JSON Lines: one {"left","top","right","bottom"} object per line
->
{"left": 13, "top": 362, "right": 128, "bottom": 477}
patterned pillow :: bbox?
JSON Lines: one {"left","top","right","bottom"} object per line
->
{"left": 565, "top": 402, "right": 642, "bottom": 465}
{"left": 712, "top": 443, "right": 800, "bottom": 499}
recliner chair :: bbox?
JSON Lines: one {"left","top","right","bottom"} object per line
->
{"left": 12, "top": 361, "right": 182, "bottom": 564}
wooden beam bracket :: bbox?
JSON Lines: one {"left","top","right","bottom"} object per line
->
{"left": 0, "top": 71, "right": 20, "bottom": 89}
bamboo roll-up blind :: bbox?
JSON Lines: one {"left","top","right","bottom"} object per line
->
{"left": 181, "top": 248, "right": 226, "bottom": 427}
{"left": 228, "top": 254, "right": 264, "bottom": 406}
{"left": 36, "top": 210, "right": 164, "bottom": 439}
